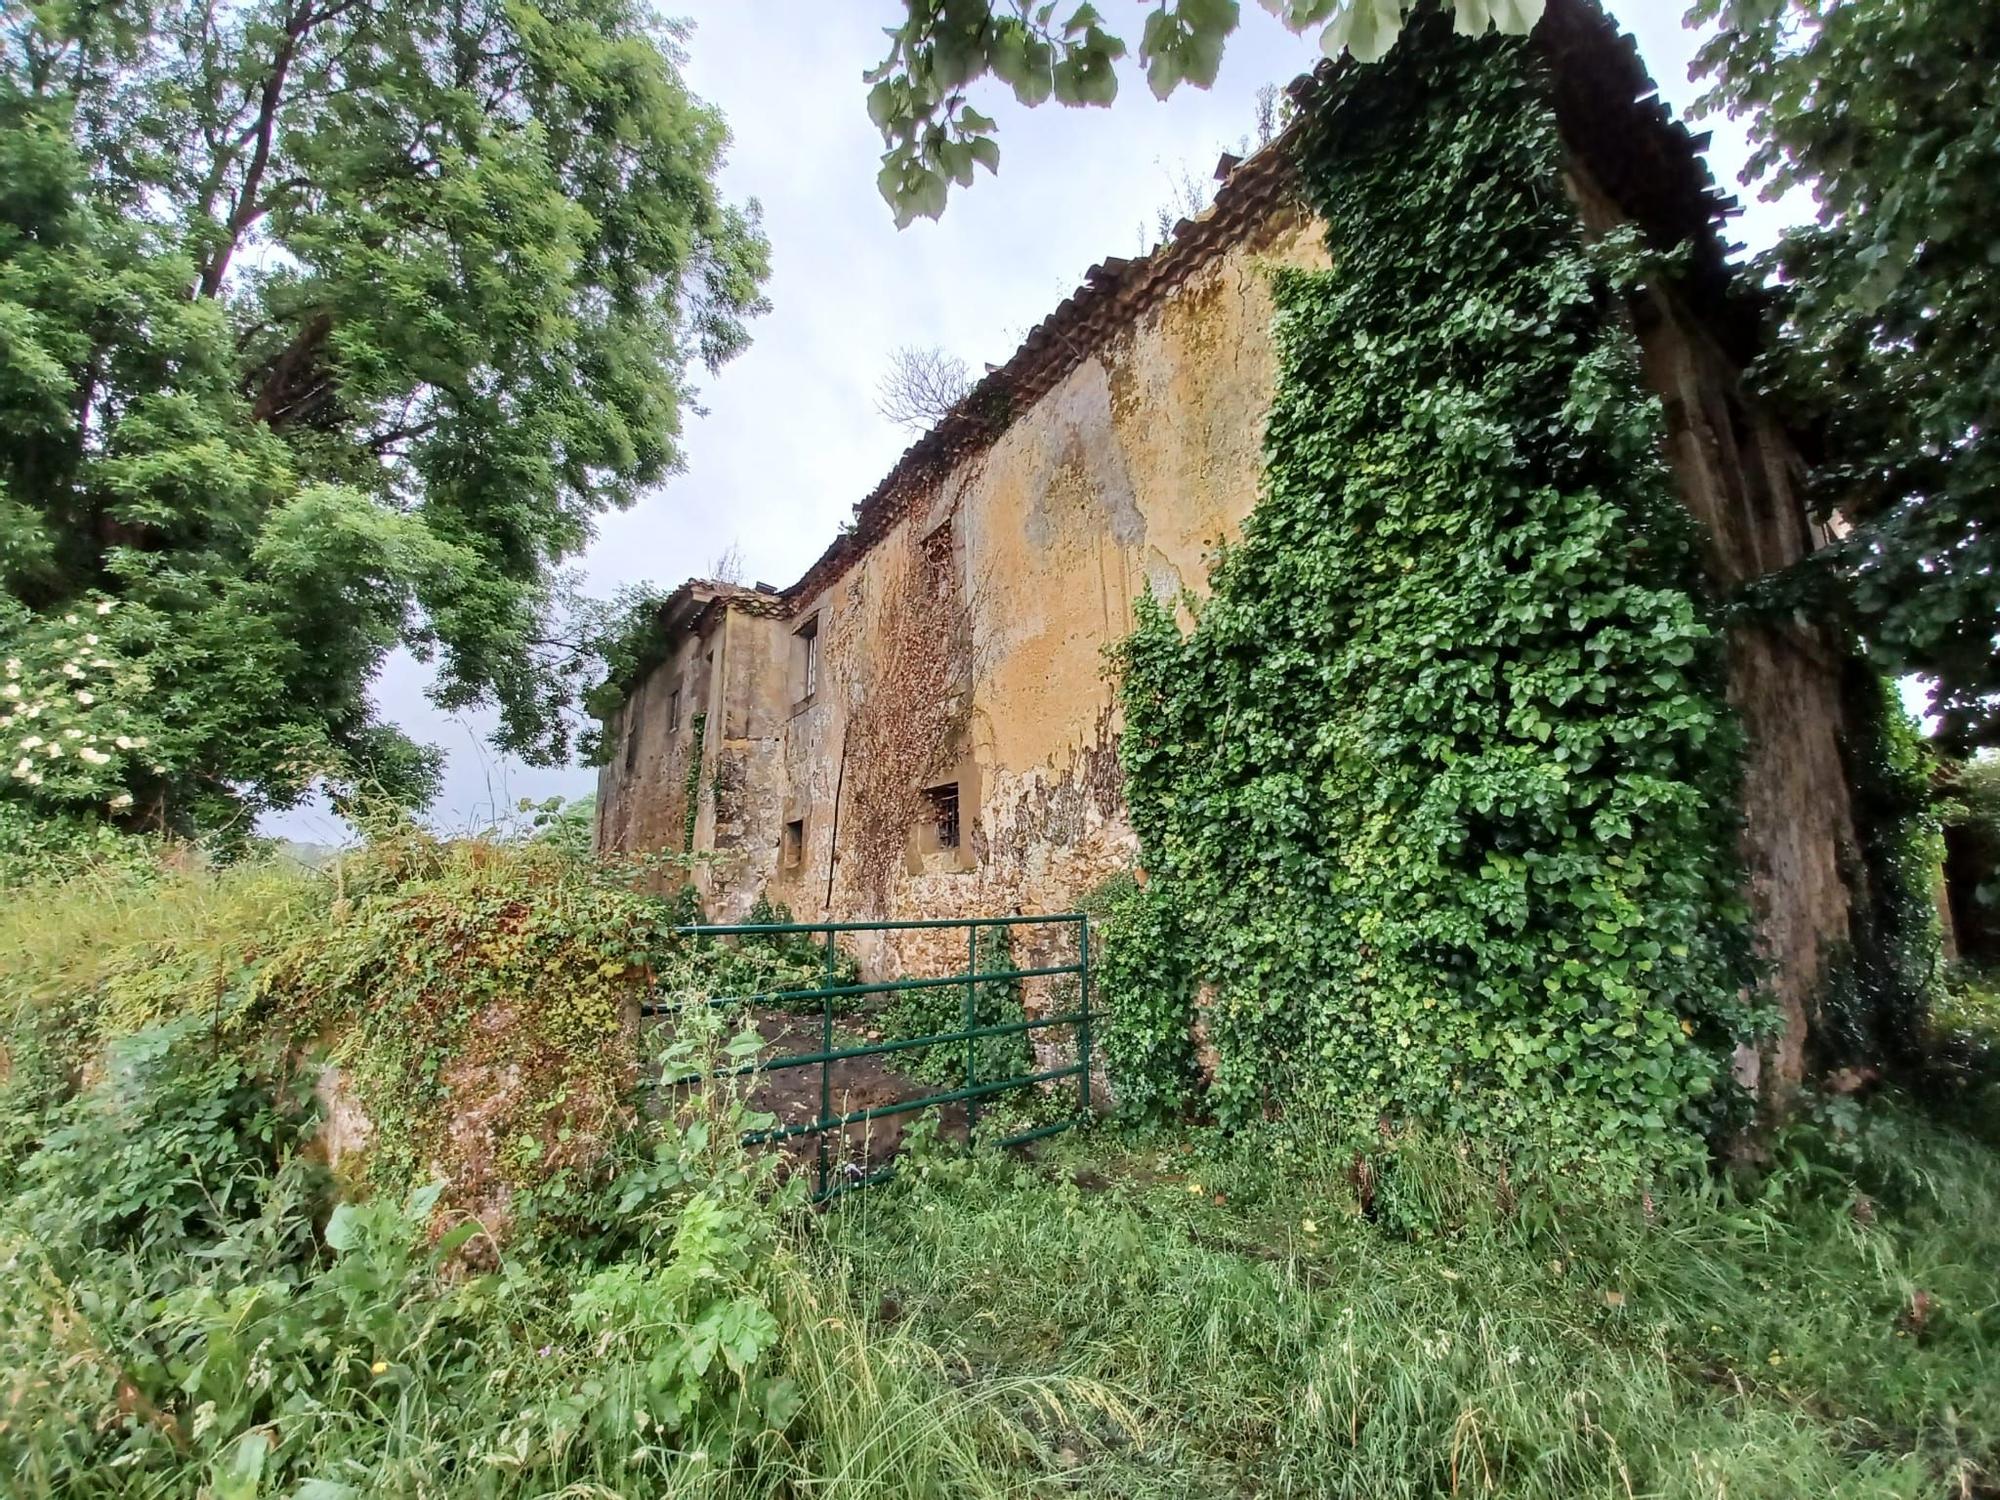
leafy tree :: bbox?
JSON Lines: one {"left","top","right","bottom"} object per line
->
{"left": 1, "top": 0, "right": 768, "bottom": 832}
{"left": 1692, "top": 0, "right": 2000, "bottom": 752}
{"left": 867, "top": 0, "right": 1545, "bottom": 225}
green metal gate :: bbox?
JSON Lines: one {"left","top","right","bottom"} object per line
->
{"left": 643, "top": 914, "right": 1094, "bottom": 1201}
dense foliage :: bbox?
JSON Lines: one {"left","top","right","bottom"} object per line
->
{"left": 866, "top": 0, "right": 1544, "bottom": 225}
{"left": 0, "top": 831, "right": 669, "bottom": 1216}
{"left": 1830, "top": 669, "right": 1947, "bottom": 1068}
{"left": 0, "top": 0, "right": 768, "bottom": 832}
{"left": 1942, "top": 756, "right": 2000, "bottom": 967}
{"left": 3, "top": 835, "right": 1996, "bottom": 1497}
{"left": 1104, "top": 25, "right": 1759, "bottom": 1166}
{"left": 1692, "top": 0, "right": 2000, "bottom": 751}
{"left": 0, "top": 838, "right": 1094, "bottom": 1496}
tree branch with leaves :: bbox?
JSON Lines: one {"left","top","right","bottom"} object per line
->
{"left": 0, "top": 0, "right": 769, "bottom": 833}
{"left": 865, "top": 0, "right": 1546, "bottom": 225}
{"left": 1693, "top": 0, "right": 2000, "bottom": 752}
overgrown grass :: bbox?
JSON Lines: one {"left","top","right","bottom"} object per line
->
{"left": 4, "top": 841, "right": 1997, "bottom": 1496}
{"left": 817, "top": 1098, "right": 2000, "bottom": 1498}
{"left": 0, "top": 840, "right": 1105, "bottom": 1497}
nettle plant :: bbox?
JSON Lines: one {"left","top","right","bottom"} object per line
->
{"left": 2, "top": 597, "right": 162, "bottom": 819}
{"left": 1105, "top": 23, "right": 1763, "bottom": 1171}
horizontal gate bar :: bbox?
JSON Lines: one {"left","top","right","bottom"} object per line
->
{"left": 641, "top": 961, "right": 1082, "bottom": 1017}
{"left": 814, "top": 1116, "right": 1079, "bottom": 1203}
{"left": 673, "top": 912, "right": 1083, "bottom": 937}
{"left": 656, "top": 1010, "right": 1089, "bottom": 1088}
{"left": 743, "top": 1063, "right": 1085, "bottom": 1147}
{"left": 993, "top": 1117, "right": 1081, "bottom": 1151}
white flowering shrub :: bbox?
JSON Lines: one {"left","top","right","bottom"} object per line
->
{"left": 1, "top": 597, "right": 163, "bottom": 820}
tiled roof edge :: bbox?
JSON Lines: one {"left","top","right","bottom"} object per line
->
{"left": 776, "top": 135, "right": 1308, "bottom": 613}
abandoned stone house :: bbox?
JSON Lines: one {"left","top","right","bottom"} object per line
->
{"left": 596, "top": 0, "right": 1866, "bottom": 1081}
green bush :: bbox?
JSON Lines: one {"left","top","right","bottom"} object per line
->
{"left": 0, "top": 1013, "right": 796, "bottom": 1493}
{"left": 0, "top": 840, "right": 1093, "bottom": 1498}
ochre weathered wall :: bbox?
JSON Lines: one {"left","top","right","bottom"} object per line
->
{"left": 600, "top": 144, "right": 1869, "bottom": 1097}
{"left": 750, "top": 206, "right": 1329, "bottom": 981}
{"left": 595, "top": 628, "right": 712, "bottom": 867}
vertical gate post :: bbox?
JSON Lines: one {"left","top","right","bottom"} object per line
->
{"left": 1078, "top": 915, "right": 1092, "bottom": 1118}
{"left": 963, "top": 922, "right": 980, "bottom": 1143}
{"left": 819, "top": 928, "right": 834, "bottom": 1201}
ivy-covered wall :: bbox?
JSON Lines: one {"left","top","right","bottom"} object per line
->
{"left": 1107, "top": 24, "right": 1767, "bottom": 1169}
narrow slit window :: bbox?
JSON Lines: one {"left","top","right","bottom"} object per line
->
{"left": 924, "top": 783, "right": 960, "bottom": 851}
{"left": 922, "top": 520, "right": 955, "bottom": 600}
{"left": 782, "top": 818, "right": 804, "bottom": 868}
{"left": 793, "top": 616, "right": 820, "bottom": 703}
{"left": 668, "top": 686, "right": 682, "bottom": 731}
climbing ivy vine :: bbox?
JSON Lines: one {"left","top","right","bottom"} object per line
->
{"left": 1105, "top": 21, "right": 1761, "bottom": 1170}
{"left": 682, "top": 712, "right": 707, "bottom": 854}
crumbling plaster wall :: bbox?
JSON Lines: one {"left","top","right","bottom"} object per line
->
{"left": 602, "top": 158, "right": 1864, "bottom": 1103}
{"left": 759, "top": 209, "right": 1329, "bottom": 983}
{"left": 698, "top": 608, "right": 790, "bottom": 922}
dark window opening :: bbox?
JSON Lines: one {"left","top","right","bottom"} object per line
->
{"left": 924, "top": 783, "right": 960, "bottom": 850}
{"left": 922, "top": 520, "right": 955, "bottom": 600}
{"left": 782, "top": 818, "right": 804, "bottom": 868}
{"left": 668, "top": 686, "right": 682, "bottom": 731}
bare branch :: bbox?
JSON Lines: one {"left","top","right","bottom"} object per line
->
{"left": 875, "top": 345, "right": 972, "bottom": 435}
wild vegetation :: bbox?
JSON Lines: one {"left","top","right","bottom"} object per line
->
{"left": 0, "top": 835, "right": 1094, "bottom": 1496}
{"left": 1, "top": 0, "right": 767, "bottom": 833}
{"left": 2, "top": 833, "right": 1996, "bottom": 1496}
{"left": 1105, "top": 25, "right": 1768, "bottom": 1166}
{"left": 5, "top": 1, "right": 1998, "bottom": 1495}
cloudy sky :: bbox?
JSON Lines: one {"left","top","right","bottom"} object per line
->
{"left": 271, "top": 3, "right": 1801, "bottom": 845}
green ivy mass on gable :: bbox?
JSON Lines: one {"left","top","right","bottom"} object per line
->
{"left": 1105, "top": 21, "right": 1764, "bottom": 1170}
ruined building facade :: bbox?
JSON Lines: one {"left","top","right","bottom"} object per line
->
{"left": 597, "top": 4, "right": 1870, "bottom": 1087}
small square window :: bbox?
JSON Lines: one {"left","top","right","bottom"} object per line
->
{"left": 923, "top": 783, "right": 960, "bottom": 851}
{"left": 782, "top": 818, "right": 804, "bottom": 868}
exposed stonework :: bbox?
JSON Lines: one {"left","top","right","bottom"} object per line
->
{"left": 597, "top": 186, "right": 1326, "bottom": 977}
{"left": 597, "top": 8, "right": 1873, "bottom": 1099}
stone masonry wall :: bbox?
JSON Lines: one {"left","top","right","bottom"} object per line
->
{"left": 756, "top": 205, "right": 1330, "bottom": 984}
{"left": 600, "top": 143, "right": 1868, "bottom": 1097}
